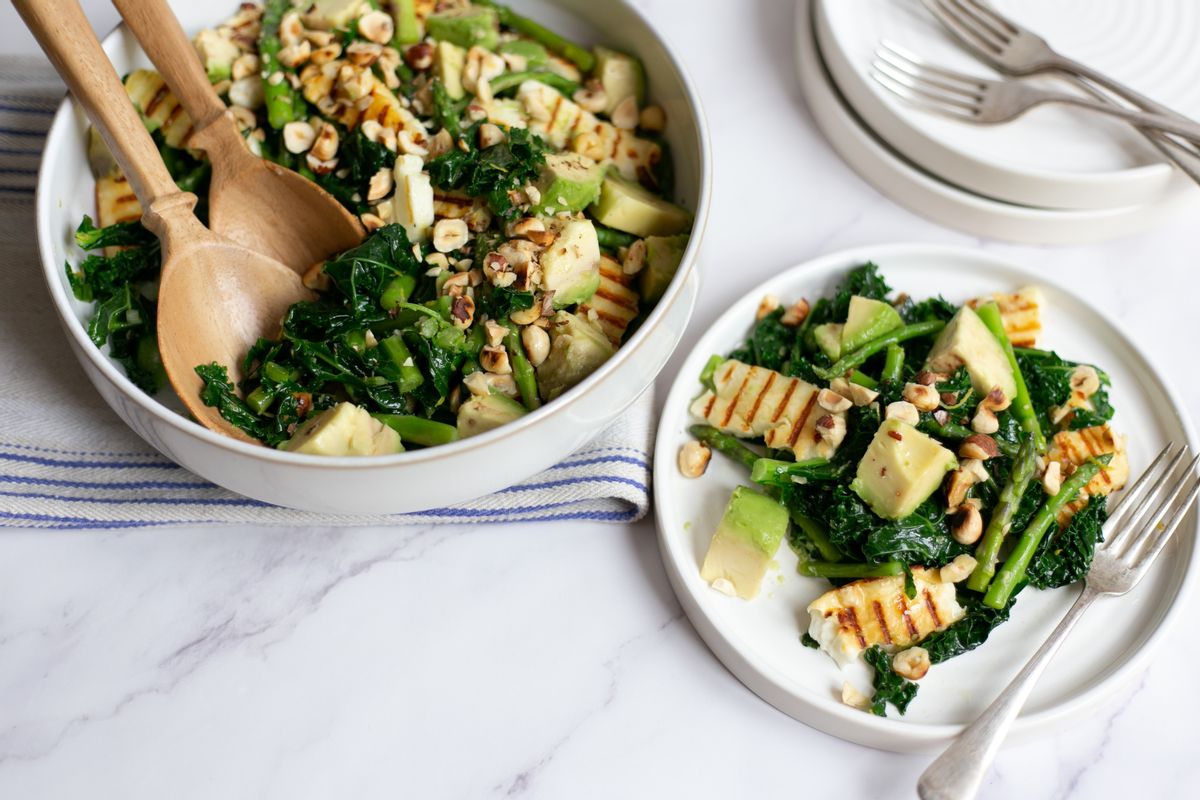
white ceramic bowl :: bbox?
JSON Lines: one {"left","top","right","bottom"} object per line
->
{"left": 35, "top": 0, "right": 710, "bottom": 514}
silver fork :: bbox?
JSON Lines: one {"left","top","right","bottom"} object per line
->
{"left": 871, "top": 41, "right": 1200, "bottom": 144}
{"left": 918, "top": 442, "right": 1200, "bottom": 800}
{"left": 919, "top": 0, "right": 1200, "bottom": 186}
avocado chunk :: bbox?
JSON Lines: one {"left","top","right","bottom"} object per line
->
{"left": 589, "top": 173, "right": 691, "bottom": 237}
{"left": 850, "top": 419, "right": 958, "bottom": 520}
{"left": 306, "top": 0, "right": 365, "bottom": 30}
{"left": 498, "top": 39, "right": 548, "bottom": 69}
{"left": 640, "top": 234, "right": 688, "bottom": 302}
{"left": 285, "top": 402, "right": 403, "bottom": 456}
{"left": 592, "top": 46, "right": 645, "bottom": 114}
{"left": 457, "top": 392, "right": 527, "bottom": 438}
{"left": 435, "top": 40, "right": 467, "bottom": 100}
{"left": 841, "top": 295, "right": 902, "bottom": 353}
{"left": 537, "top": 311, "right": 614, "bottom": 401}
{"left": 700, "top": 486, "right": 789, "bottom": 600}
{"left": 392, "top": 0, "right": 421, "bottom": 45}
{"left": 813, "top": 322, "right": 843, "bottom": 360}
{"left": 925, "top": 306, "right": 1018, "bottom": 400}
{"left": 192, "top": 29, "right": 240, "bottom": 83}
{"left": 540, "top": 217, "right": 601, "bottom": 307}
{"left": 531, "top": 152, "right": 605, "bottom": 216}
{"left": 426, "top": 6, "right": 500, "bottom": 51}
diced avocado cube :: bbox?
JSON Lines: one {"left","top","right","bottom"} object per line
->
{"left": 192, "top": 29, "right": 240, "bottom": 83}
{"left": 850, "top": 419, "right": 958, "bottom": 520}
{"left": 589, "top": 174, "right": 691, "bottom": 237}
{"left": 813, "top": 322, "right": 843, "bottom": 360}
{"left": 841, "top": 295, "right": 902, "bottom": 353}
{"left": 436, "top": 40, "right": 467, "bottom": 101}
{"left": 498, "top": 39, "right": 548, "bottom": 69}
{"left": 925, "top": 306, "right": 1017, "bottom": 400}
{"left": 285, "top": 402, "right": 404, "bottom": 456}
{"left": 426, "top": 6, "right": 499, "bottom": 51}
{"left": 531, "top": 152, "right": 605, "bottom": 216}
{"left": 392, "top": 0, "right": 421, "bottom": 45}
{"left": 537, "top": 311, "right": 614, "bottom": 401}
{"left": 592, "top": 46, "right": 645, "bottom": 114}
{"left": 307, "top": 0, "right": 366, "bottom": 30}
{"left": 541, "top": 217, "right": 601, "bottom": 307}
{"left": 640, "top": 234, "right": 688, "bottom": 302}
{"left": 457, "top": 392, "right": 527, "bottom": 438}
{"left": 700, "top": 486, "right": 789, "bottom": 600}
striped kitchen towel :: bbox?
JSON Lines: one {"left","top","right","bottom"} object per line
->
{"left": 0, "top": 58, "right": 654, "bottom": 529}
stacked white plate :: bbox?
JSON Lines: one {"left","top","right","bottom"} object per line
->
{"left": 797, "top": 0, "right": 1200, "bottom": 243}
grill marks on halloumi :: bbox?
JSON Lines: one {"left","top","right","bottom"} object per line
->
{"left": 1047, "top": 424, "right": 1129, "bottom": 525}
{"left": 807, "top": 569, "right": 964, "bottom": 667}
{"left": 579, "top": 256, "right": 640, "bottom": 345}
{"left": 967, "top": 286, "right": 1043, "bottom": 348}
{"left": 688, "top": 359, "right": 844, "bottom": 461}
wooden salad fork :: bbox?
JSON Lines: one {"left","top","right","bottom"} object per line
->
{"left": 14, "top": 0, "right": 313, "bottom": 443}
{"left": 918, "top": 442, "right": 1200, "bottom": 800}
{"left": 111, "top": 0, "right": 364, "bottom": 273}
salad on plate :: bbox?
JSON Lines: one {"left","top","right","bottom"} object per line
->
{"left": 66, "top": 0, "right": 692, "bottom": 455}
{"left": 680, "top": 263, "right": 1127, "bottom": 717}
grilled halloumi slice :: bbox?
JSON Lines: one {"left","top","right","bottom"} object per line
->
{"left": 967, "top": 286, "right": 1043, "bottom": 348}
{"left": 1046, "top": 424, "right": 1129, "bottom": 525}
{"left": 689, "top": 359, "right": 844, "bottom": 461}
{"left": 516, "top": 81, "right": 660, "bottom": 182}
{"left": 807, "top": 569, "right": 964, "bottom": 668}
{"left": 579, "top": 255, "right": 639, "bottom": 345}
{"left": 94, "top": 173, "right": 143, "bottom": 256}
{"left": 124, "top": 70, "right": 194, "bottom": 149}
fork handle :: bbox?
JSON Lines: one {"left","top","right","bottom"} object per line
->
{"left": 917, "top": 585, "right": 1099, "bottom": 800}
{"left": 1052, "top": 56, "right": 1192, "bottom": 126}
{"left": 1040, "top": 91, "right": 1200, "bottom": 145}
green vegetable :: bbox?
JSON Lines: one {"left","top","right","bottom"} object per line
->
{"left": 431, "top": 79, "right": 466, "bottom": 139}
{"left": 391, "top": 0, "right": 420, "bottom": 45}
{"left": 848, "top": 370, "right": 878, "bottom": 389}
{"left": 881, "top": 344, "right": 905, "bottom": 383}
{"left": 698, "top": 354, "right": 723, "bottom": 390}
{"left": 260, "top": 0, "right": 308, "bottom": 129}
{"left": 373, "top": 414, "right": 459, "bottom": 446}
{"left": 968, "top": 436, "right": 1038, "bottom": 592}
{"left": 1026, "top": 496, "right": 1108, "bottom": 589}
{"left": 813, "top": 320, "right": 946, "bottom": 381}
{"left": 427, "top": 122, "right": 548, "bottom": 218}
{"left": 595, "top": 224, "right": 638, "bottom": 251}
{"left": 488, "top": 69, "right": 578, "bottom": 96}
{"left": 504, "top": 325, "right": 541, "bottom": 411}
{"left": 975, "top": 302, "right": 1045, "bottom": 452}
{"left": 984, "top": 456, "right": 1109, "bottom": 608}
{"left": 797, "top": 560, "right": 904, "bottom": 579}
{"left": 688, "top": 424, "right": 760, "bottom": 471}
{"left": 922, "top": 590, "right": 1019, "bottom": 664}
{"left": 788, "top": 512, "right": 844, "bottom": 563}
{"left": 864, "top": 645, "right": 918, "bottom": 717}
{"left": 919, "top": 418, "right": 1019, "bottom": 458}
{"left": 476, "top": 0, "right": 595, "bottom": 70}
{"left": 750, "top": 458, "right": 838, "bottom": 487}
{"left": 1016, "top": 347, "right": 1114, "bottom": 432}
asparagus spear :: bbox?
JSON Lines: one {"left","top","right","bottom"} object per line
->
{"left": 750, "top": 457, "right": 838, "bottom": 487}
{"left": 798, "top": 560, "right": 904, "bottom": 579}
{"left": 373, "top": 414, "right": 459, "bottom": 446}
{"left": 919, "top": 419, "right": 1020, "bottom": 458}
{"left": 595, "top": 224, "right": 638, "bottom": 251}
{"left": 687, "top": 424, "right": 760, "bottom": 471}
{"left": 975, "top": 301, "right": 1046, "bottom": 452}
{"left": 967, "top": 436, "right": 1038, "bottom": 592}
{"left": 503, "top": 326, "right": 541, "bottom": 411}
{"left": 488, "top": 69, "right": 578, "bottom": 96}
{"left": 790, "top": 513, "right": 844, "bottom": 563}
{"left": 983, "top": 456, "right": 1109, "bottom": 609}
{"left": 881, "top": 344, "right": 905, "bottom": 383}
{"left": 261, "top": 0, "right": 307, "bottom": 130}
{"left": 698, "top": 354, "right": 723, "bottom": 390}
{"left": 476, "top": 0, "right": 595, "bottom": 71}
{"left": 813, "top": 320, "right": 945, "bottom": 381}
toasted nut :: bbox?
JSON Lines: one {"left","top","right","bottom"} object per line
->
{"left": 945, "top": 463, "right": 985, "bottom": 511}
{"left": 932, "top": 409, "right": 949, "bottom": 425}
{"left": 397, "top": 129, "right": 428, "bottom": 157}
{"left": 971, "top": 405, "right": 999, "bottom": 434}
{"left": 278, "top": 40, "right": 312, "bottom": 68}
{"left": 478, "top": 122, "right": 505, "bottom": 149}
{"left": 892, "top": 647, "right": 931, "bottom": 681}
{"left": 711, "top": 577, "right": 737, "bottom": 597}
{"left": 509, "top": 217, "right": 546, "bottom": 239}
{"left": 815, "top": 414, "right": 847, "bottom": 452}
{"left": 959, "top": 434, "right": 1000, "bottom": 461}
{"left": 309, "top": 43, "right": 343, "bottom": 65}
{"left": 1070, "top": 365, "right": 1101, "bottom": 397}
{"left": 462, "top": 46, "right": 505, "bottom": 96}
{"left": 359, "top": 212, "right": 385, "bottom": 232}
{"left": 433, "top": 218, "right": 470, "bottom": 253}
{"left": 570, "top": 130, "right": 606, "bottom": 161}
{"left": 756, "top": 294, "right": 780, "bottom": 320}
{"left": 939, "top": 553, "right": 978, "bottom": 584}
{"left": 780, "top": 298, "right": 811, "bottom": 327}
{"left": 309, "top": 121, "right": 339, "bottom": 161}
{"left": 357, "top": 10, "right": 394, "bottom": 44}
{"left": 817, "top": 388, "right": 852, "bottom": 413}
{"left": 951, "top": 500, "right": 983, "bottom": 545}
{"left": 302, "top": 261, "right": 330, "bottom": 291}
{"left": 963, "top": 458, "right": 990, "bottom": 483}
{"left": 572, "top": 80, "right": 608, "bottom": 113}
{"left": 424, "top": 252, "right": 450, "bottom": 272}
{"left": 450, "top": 295, "right": 475, "bottom": 330}
{"left": 345, "top": 41, "right": 384, "bottom": 66}
{"left": 305, "top": 152, "right": 338, "bottom": 174}
{"left": 524, "top": 184, "right": 542, "bottom": 205}
{"left": 981, "top": 387, "right": 1011, "bottom": 412}
{"left": 441, "top": 272, "right": 471, "bottom": 298}
{"left": 231, "top": 53, "right": 260, "bottom": 81}
{"left": 841, "top": 682, "right": 870, "bottom": 710}
{"left": 304, "top": 29, "right": 334, "bottom": 48}
{"left": 510, "top": 305, "right": 542, "bottom": 326}
{"left": 914, "top": 370, "right": 947, "bottom": 386}
{"left": 903, "top": 382, "right": 940, "bottom": 412}
{"left": 610, "top": 95, "right": 639, "bottom": 129}
{"left": 521, "top": 324, "right": 550, "bottom": 367}
{"left": 404, "top": 41, "right": 434, "bottom": 70}
{"left": 463, "top": 371, "right": 518, "bottom": 399}
{"left": 483, "top": 319, "right": 507, "bottom": 348}
{"left": 622, "top": 239, "right": 647, "bottom": 275}
{"left": 1043, "top": 460, "right": 1063, "bottom": 496}
{"left": 282, "top": 120, "right": 317, "bottom": 154}
{"left": 228, "top": 76, "right": 264, "bottom": 109}
{"left": 481, "top": 344, "right": 512, "bottom": 374}
{"left": 366, "top": 167, "right": 393, "bottom": 201}
{"left": 885, "top": 400, "right": 920, "bottom": 426}
{"left": 829, "top": 377, "right": 879, "bottom": 407}
{"left": 639, "top": 104, "right": 666, "bottom": 132}
{"left": 427, "top": 127, "right": 453, "bottom": 157}
{"left": 677, "top": 440, "right": 712, "bottom": 478}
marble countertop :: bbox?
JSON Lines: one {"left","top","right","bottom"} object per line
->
{"left": 1, "top": 1, "right": 1197, "bottom": 798}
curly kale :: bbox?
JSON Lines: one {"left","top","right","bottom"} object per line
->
{"left": 864, "top": 645, "right": 918, "bottom": 716}
{"left": 1015, "top": 347, "right": 1114, "bottom": 432}
{"left": 428, "top": 122, "right": 549, "bottom": 218}
{"left": 1026, "top": 497, "right": 1108, "bottom": 589}
{"left": 922, "top": 589, "right": 1020, "bottom": 664}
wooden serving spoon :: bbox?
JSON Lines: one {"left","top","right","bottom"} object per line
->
{"left": 14, "top": 0, "right": 312, "bottom": 444}
{"left": 111, "top": 0, "right": 364, "bottom": 273}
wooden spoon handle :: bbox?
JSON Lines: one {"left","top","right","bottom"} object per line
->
{"left": 12, "top": 0, "right": 180, "bottom": 207}
{"left": 111, "top": 0, "right": 228, "bottom": 129}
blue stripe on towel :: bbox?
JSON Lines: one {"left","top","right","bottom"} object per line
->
{"left": 0, "top": 474, "right": 215, "bottom": 491}
{"left": 0, "top": 451, "right": 181, "bottom": 469}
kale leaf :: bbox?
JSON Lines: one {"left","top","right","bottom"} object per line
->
{"left": 427, "top": 122, "right": 548, "bottom": 218}
{"left": 74, "top": 215, "right": 154, "bottom": 251}
{"left": 1026, "top": 497, "right": 1108, "bottom": 589}
{"left": 818, "top": 487, "right": 968, "bottom": 567}
{"left": 726, "top": 307, "right": 821, "bottom": 383}
{"left": 1015, "top": 347, "right": 1113, "bottom": 432}
{"left": 864, "top": 645, "right": 918, "bottom": 716}
{"left": 831, "top": 262, "right": 890, "bottom": 321}
{"left": 922, "top": 589, "right": 1019, "bottom": 664}
{"left": 898, "top": 294, "right": 958, "bottom": 325}
{"left": 195, "top": 363, "right": 268, "bottom": 441}
{"left": 477, "top": 285, "right": 535, "bottom": 321}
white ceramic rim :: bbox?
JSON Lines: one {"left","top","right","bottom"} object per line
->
{"left": 793, "top": 0, "right": 1200, "bottom": 245}
{"left": 653, "top": 241, "right": 1199, "bottom": 748}
{"left": 35, "top": 1, "right": 712, "bottom": 471}
{"left": 813, "top": 0, "right": 1181, "bottom": 211}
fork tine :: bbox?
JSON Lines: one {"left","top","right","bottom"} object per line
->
{"left": 877, "top": 40, "right": 987, "bottom": 93}
{"left": 1110, "top": 451, "right": 1195, "bottom": 558}
{"left": 948, "top": 0, "right": 1014, "bottom": 45}
{"left": 1129, "top": 464, "right": 1200, "bottom": 570}
{"left": 872, "top": 54, "right": 982, "bottom": 105}
{"left": 868, "top": 68, "right": 978, "bottom": 120}
{"left": 1105, "top": 444, "right": 1187, "bottom": 552}
{"left": 1106, "top": 442, "right": 1177, "bottom": 526}
{"left": 960, "top": 0, "right": 1019, "bottom": 37}
{"left": 922, "top": 0, "right": 1004, "bottom": 55}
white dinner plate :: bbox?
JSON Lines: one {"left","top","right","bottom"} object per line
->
{"left": 816, "top": 0, "right": 1199, "bottom": 211}
{"left": 653, "top": 243, "right": 1197, "bottom": 752}
{"left": 794, "top": 0, "right": 1200, "bottom": 244}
